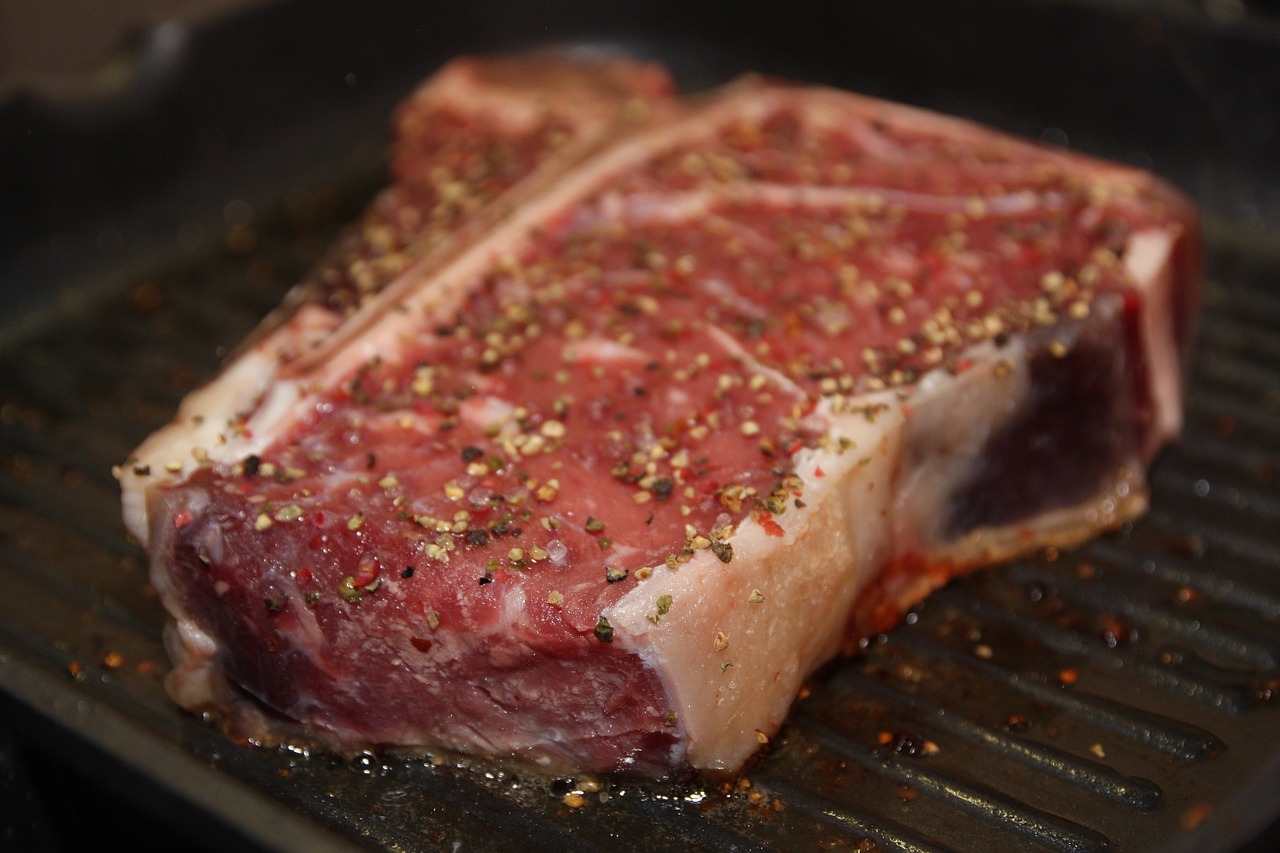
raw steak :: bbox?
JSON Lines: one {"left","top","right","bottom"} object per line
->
{"left": 121, "top": 56, "right": 1199, "bottom": 776}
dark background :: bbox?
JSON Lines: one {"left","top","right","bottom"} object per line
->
{"left": 4, "top": 0, "right": 1280, "bottom": 318}
{"left": 2, "top": 1, "right": 1279, "bottom": 850}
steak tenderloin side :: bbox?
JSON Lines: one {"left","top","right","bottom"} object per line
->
{"left": 120, "top": 57, "right": 1199, "bottom": 776}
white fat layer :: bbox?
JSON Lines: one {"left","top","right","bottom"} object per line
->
{"left": 1125, "top": 227, "right": 1182, "bottom": 457}
{"left": 577, "top": 182, "right": 1055, "bottom": 230}
{"left": 725, "top": 183, "right": 1055, "bottom": 216}
{"left": 606, "top": 392, "right": 903, "bottom": 773}
{"left": 460, "top": 396, "right": 517, "bottom": 432}
{"left": 398, "top": 55, "right": 649, "bottom": 135}
{"left": 570, "top": 337, "right": 649, "bottom": 365}
{"left": 704, "top": 326, "right": 807, "bottom": 398}
{"left": 175, "top": 615, "right": 219, "bottom": 657}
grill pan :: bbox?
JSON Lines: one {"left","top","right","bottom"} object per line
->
{"left": 3, "top": 1, "right": 1280, "bottom": 850}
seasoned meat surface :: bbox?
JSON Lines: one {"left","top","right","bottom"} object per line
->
{"left": 123, "top": 55, "right": 1199, "bottom": 775}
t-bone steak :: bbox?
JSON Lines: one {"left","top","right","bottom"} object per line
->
{"left": 120, "top": 55, "right": 1200, "bottom": 776}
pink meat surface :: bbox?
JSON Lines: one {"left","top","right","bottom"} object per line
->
{"left": 122, "top": 56, "right": 1199, "bottom": 776}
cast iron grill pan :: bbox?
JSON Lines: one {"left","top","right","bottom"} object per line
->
{"left": 3, "top": 4, "right": 1280, "bottom": 850}
{"left": 3, "top": 155, "right": 1279, "bottom": 853}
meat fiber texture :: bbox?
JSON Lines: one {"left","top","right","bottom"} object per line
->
{"left": 120, "top": 55, "right": 1200, "bottom": 777}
